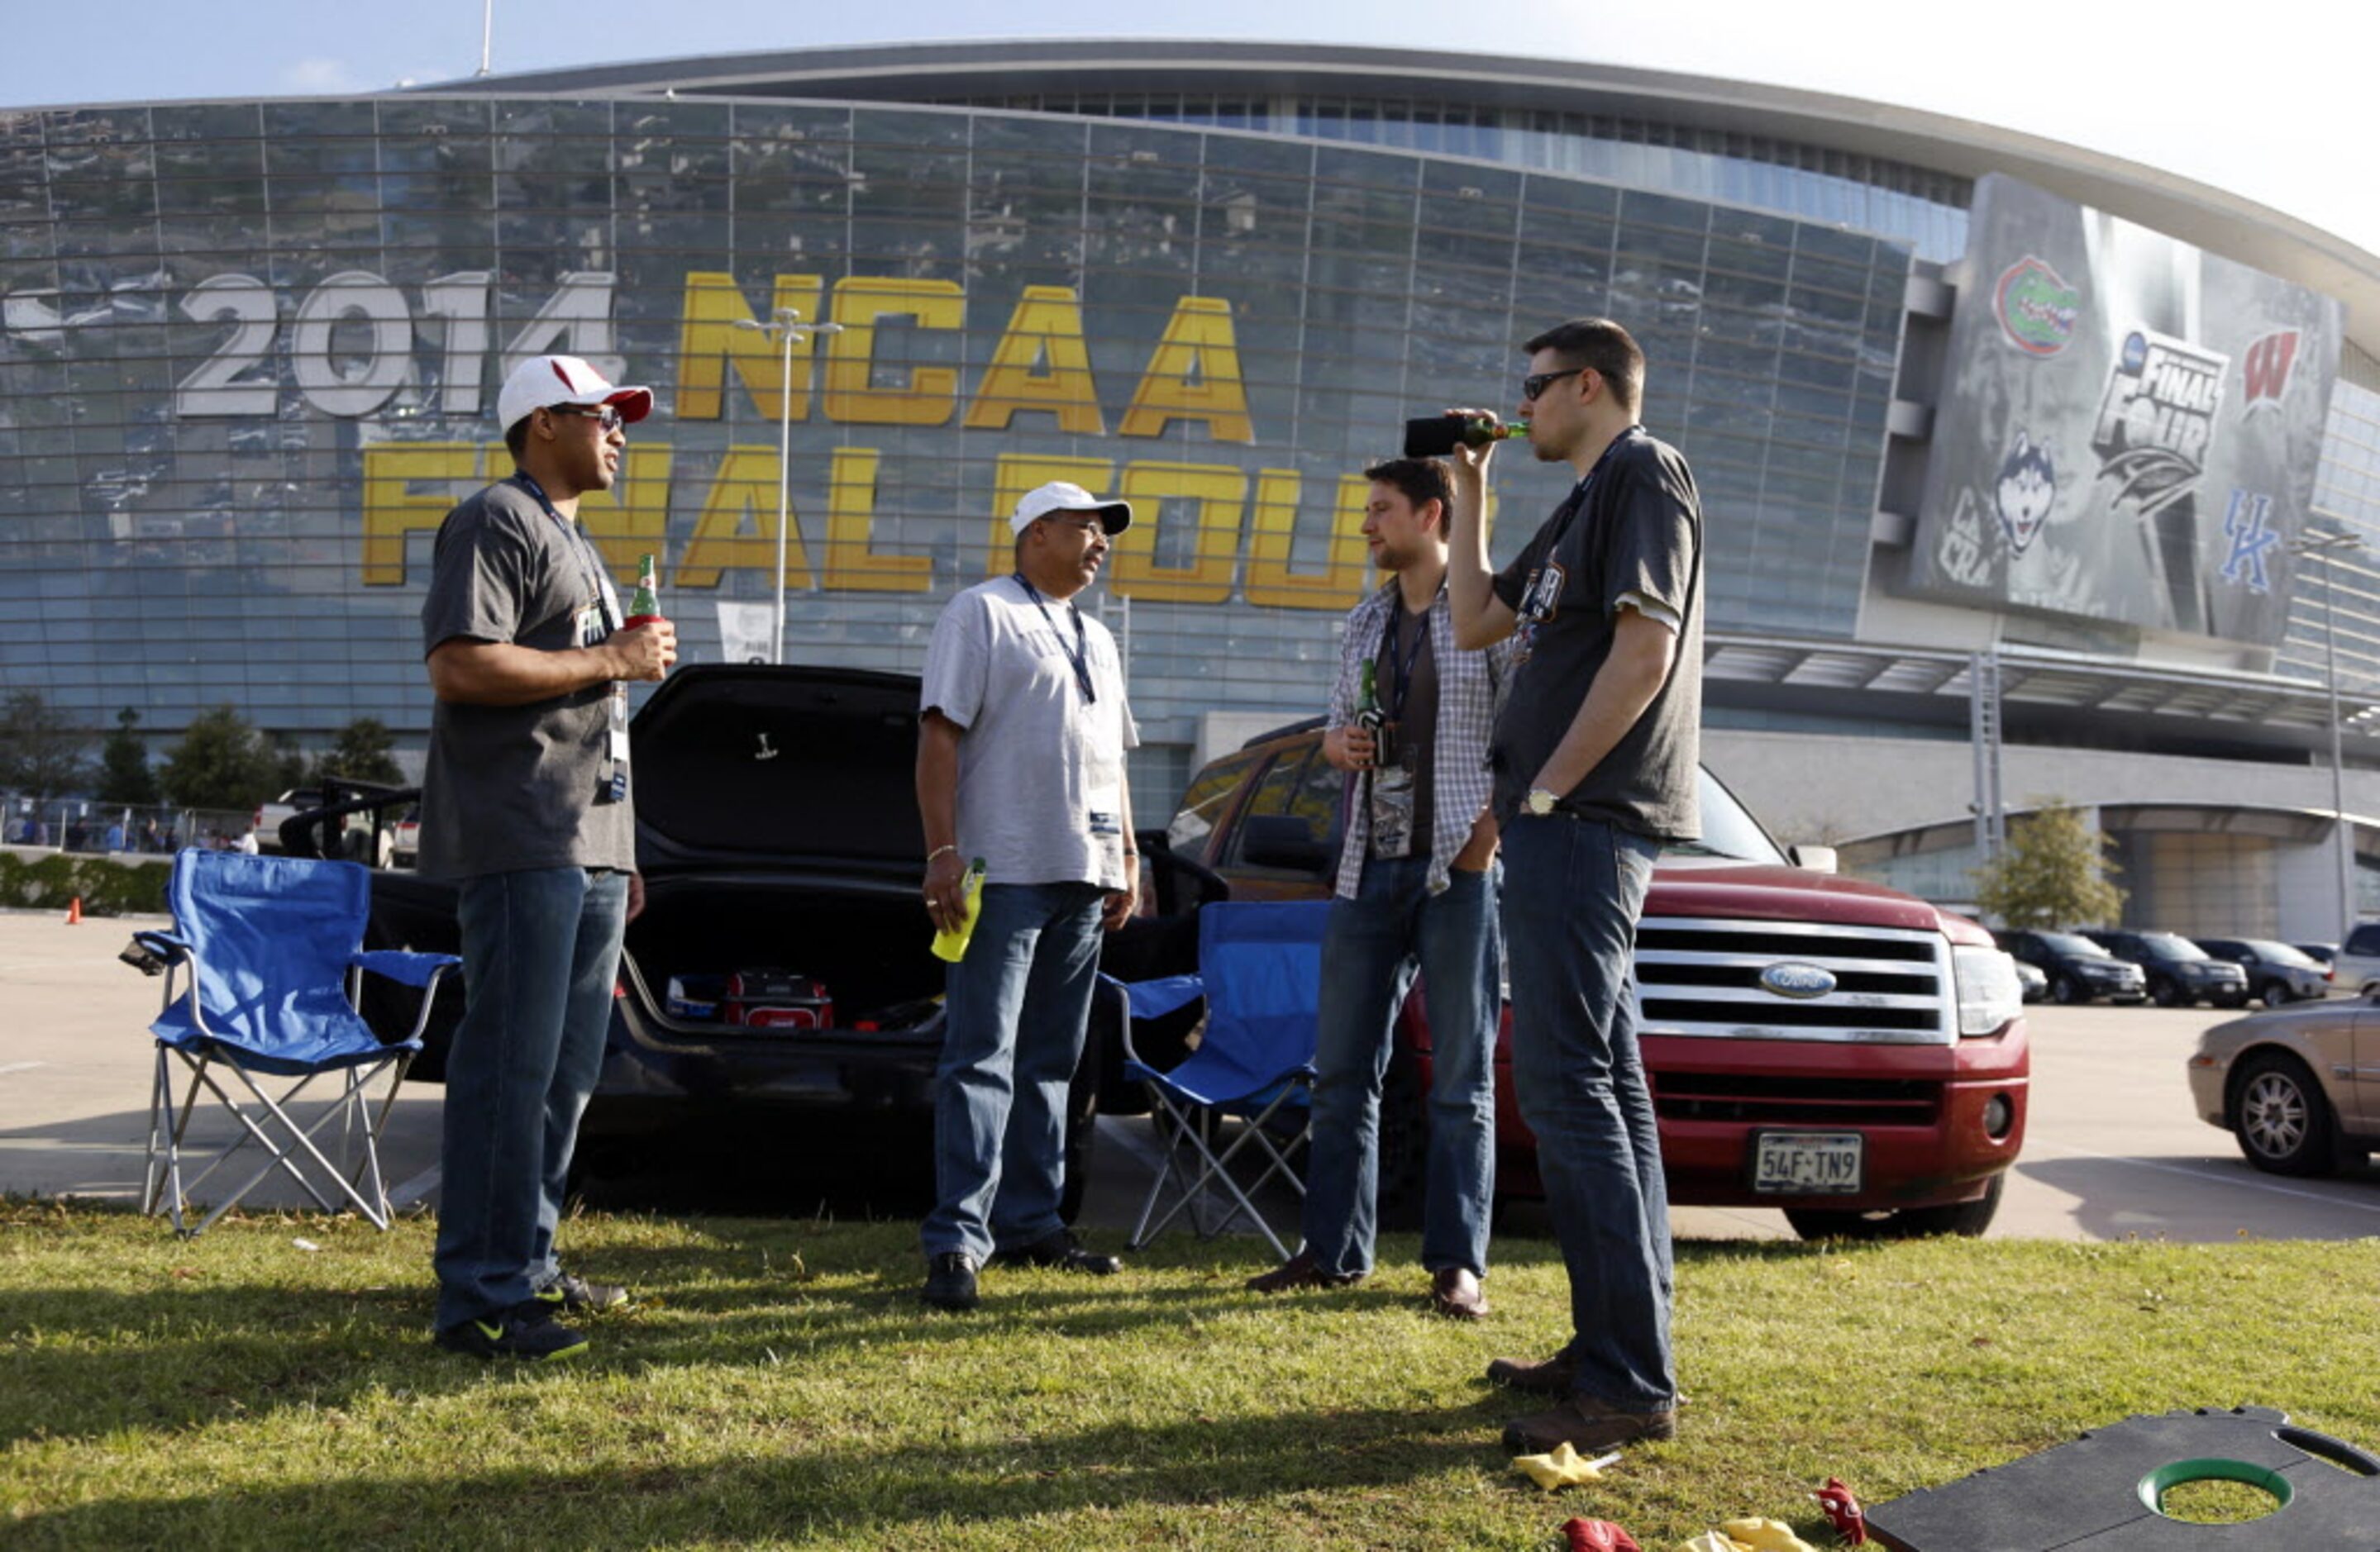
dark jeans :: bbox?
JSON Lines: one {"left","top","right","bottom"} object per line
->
{"left": 434, "top": 866, "right": 627, "bottom": 1331}
{"left": 1500, "top": 814, "right": 1673, "bottom": 1412}
{"left": 923, "top": 880, "right": 1106, "bottom": 1264}
{"left": 1301, "top": 854, "right": 1501, "bottom": 1279}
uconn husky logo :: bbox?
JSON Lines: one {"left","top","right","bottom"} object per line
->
{"left": 1759, "top": 961, "right": 1837, "bottom": 1000}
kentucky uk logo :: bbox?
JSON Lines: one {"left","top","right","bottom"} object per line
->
{"left": 2090, "top": 329, "right": 2229, "bottom": 518}
{"left": 2220, "top": 491, "right": 2279, "bottom": 593}
{"left": 1996, "top": 256, "right": 2081, "bottom": 356}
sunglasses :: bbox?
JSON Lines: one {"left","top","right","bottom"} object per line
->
{"left": 1521, "top": 368, "right": 1586, "bottom": 402}
{"left": 549, "top": 403, "right": 625, "bottom": 432}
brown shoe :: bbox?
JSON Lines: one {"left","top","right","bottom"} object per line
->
{"left": 1501, "top": 1392, "right": 1678, "bottom": 1455}
{"left": 1245, "top": 1249, "right": 1365, "bottom": 1293}
{"left": 1428, "top": 1266, "right": 1490, "bottom": 1320}
{"left": 1485, "top": 1350, "right": 1575, "bottom": 1394}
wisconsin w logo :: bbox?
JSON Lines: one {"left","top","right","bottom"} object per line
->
{"left": 2241, "top": 331, "right": 2301, "bottom": 408}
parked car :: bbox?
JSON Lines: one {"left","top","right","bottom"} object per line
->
{"left": 2190, "top": 937, "right": 2331, "bottom": 1007}
{"left": 2187, "top": 995, "right": 2379, "bottom": 1176}
{"left": 352, "top": 664, "right": 1228, "bottom": 1223}
{"left": 2330, "top": 923, "right": 2380, "bottom": 999}
{"left": 2296, "top": 942, "right": 2339, "bottom": 970}
{"left": 1994, "top": 930, "right": 2149, "bottom": 1006}
{"left": 2080, "top": 930, "right": 2249, "bottom": 1009}
{"left": 1176, "top": 718, "right": 2028, "bottom": 1241}
{"left": 263, "top": 783, "right": 401, "bottom": 869}
{"left": 2011, "top": 959, "right": 2049, "bottom": 1004}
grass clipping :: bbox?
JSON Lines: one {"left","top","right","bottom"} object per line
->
{"left": 2, "top": 1201, "right": 2375, "bottom": 1548}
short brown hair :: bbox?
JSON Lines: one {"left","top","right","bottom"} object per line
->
{"left": 1362, "top": 456, "right": 1452, "bottom": 526}
{"left": 1522, "top": 317, "right": 1644, "bottom": 414}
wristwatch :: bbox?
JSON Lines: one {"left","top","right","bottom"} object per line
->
{"left": 1524, "top": 787, "right": 1561, "bottom": 816}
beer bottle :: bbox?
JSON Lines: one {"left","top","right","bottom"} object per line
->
{"left": 1355, "top": 659, "right": 1394, "bottom": 769}
{"left": 623, "top": 552, "right": 665, "bottom": 631}
{"left": 930, "top": 857, "right": 989, "bottom": 964}
{"left": 1403, "top": 414, "right": 1529, "bottom": 458}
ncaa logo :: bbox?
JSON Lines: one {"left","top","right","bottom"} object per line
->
{"left": 1759, "top": 961, "right": 1836, "bottom": 999}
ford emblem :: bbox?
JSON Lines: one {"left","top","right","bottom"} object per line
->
{"left": 1759, "top": 961, "right": 1836, "bottom": 999}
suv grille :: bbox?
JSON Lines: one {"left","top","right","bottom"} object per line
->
{"left": 1636, "top": 916, "right": 1953, "bottom": 1046}
{"left": 1654, "top": 1073, "right": 1943, "bottom": 1126}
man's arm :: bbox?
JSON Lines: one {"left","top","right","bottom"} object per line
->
{"left": 1447, "top": 436, "right": 1518, "bottom": 650}
{"left": 427, "top": 624, "right": 674, "bottom": 707}
{"left": 917, "top": 708, "right": 966, "bottom": 933}
{"left": 1529, "top": 607, "right": 1678, "bottom": 797}
{"left": 1104, "top": 767, "right": 1141, "bottom": 931}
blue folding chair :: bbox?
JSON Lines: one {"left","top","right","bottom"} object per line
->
{"left": 131, "top": 849, "right": 460, "bottom": 1236}
{"left": 1118, "top": 899, "right": 1331, "bottom": 1260}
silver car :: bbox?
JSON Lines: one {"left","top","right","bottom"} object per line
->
{"left": 2187, "top": 997, "right": 2380, "bottom": 1176}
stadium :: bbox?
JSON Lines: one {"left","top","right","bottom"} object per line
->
{"left": 3, "top": 40, "right": 2376, "bottom": 937}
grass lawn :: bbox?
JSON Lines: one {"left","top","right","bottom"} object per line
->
{"left": 3, "top": 1199, "right": 2376, "bottom": 1549}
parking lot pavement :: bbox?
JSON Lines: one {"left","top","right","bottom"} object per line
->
{"left": 5, "top": 907, "right": 2374, "bottom": 1242}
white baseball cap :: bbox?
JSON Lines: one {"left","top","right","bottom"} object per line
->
{"left": 496, "top": 354, "right": 654, "bottom": 435}
{"left": 1010, "top": 480, "right": 1132, "bottom": 536}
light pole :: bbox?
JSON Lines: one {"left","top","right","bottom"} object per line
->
{"left": 732, "top": 307, "right": 842, "bottom": 664}
{"left": 2289, "top": 526, "right": 2363, "bottom": 938}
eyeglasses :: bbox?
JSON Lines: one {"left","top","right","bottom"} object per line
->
{"left": 549, "top": 404, "right": 625, "bottom": 432}
{"left": 1521, "top": 368, "right": 1586, "bottom": 402}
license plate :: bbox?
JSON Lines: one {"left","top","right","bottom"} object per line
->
{"left": 1753, "top": 1131, "right": 1863, "bottom": 1195}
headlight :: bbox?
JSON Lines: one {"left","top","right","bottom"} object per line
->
{"left": 1953, "top": 945, "right": 2024, "bottom": 1035}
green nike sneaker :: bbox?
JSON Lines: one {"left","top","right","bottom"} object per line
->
{"left": 533, "top": 1270, "right": 630, "bottom": 1312}
{"left": 435, "top": 1302, "right": 590, "bottom": 1361}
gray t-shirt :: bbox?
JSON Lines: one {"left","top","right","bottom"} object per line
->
{"left": 417, "top": 477, "right": 636, "bottom": 879}
{"left": 920, "top": 577, "right": 1141, "bottom": 890}
{"left": 1490, "top": 429, "right": 1704, "bottom": 841}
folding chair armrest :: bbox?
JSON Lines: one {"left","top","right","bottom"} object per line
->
{"left": 1102, "top": 971, "right": 1205, "bottom": 1074}
{"left": 351, "top": 949, "right": 462, "bottom": 988}
{"left": 131, "top": 929, "right": 190, "bottom": 963}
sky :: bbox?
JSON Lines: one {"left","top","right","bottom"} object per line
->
{"left": 3, "top": 0, "right": 2369, "bottom": 263}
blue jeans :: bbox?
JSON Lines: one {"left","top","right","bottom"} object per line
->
{"left": 1500, "top": 815, "right": 1673, "bottom": 1412}
{"left": 923, "top": 881, "right": 1106, "bottom": 1264}
{"left": 1302, "top": 855, "right": 1500, "bottom": 1278}
{"left": 434, "top": 866, "right": 627, "bottom": 1331}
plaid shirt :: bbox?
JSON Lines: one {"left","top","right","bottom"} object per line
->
{"left": 1328, "top": 579, "right": 1510, "bottom": 898}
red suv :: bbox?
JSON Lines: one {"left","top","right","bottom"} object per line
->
{"left": 1166, "top": 721, "right": 2029, "bottom": 1240}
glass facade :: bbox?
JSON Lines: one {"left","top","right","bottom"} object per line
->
{"left": 0, "top": 96, "right": 1911, "bottom": 794}
{"left": 933, "top": 90, "right": 1973, "bottom": 263}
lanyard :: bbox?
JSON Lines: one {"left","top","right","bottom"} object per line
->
{"left": 512, "top": 474, "right": 618, "bottom": 634}
{"left": 1012, "top": 573, "right": 1097, "bottom": 705}
{"left": 1380, "top": 586, "right": 1433, "bottom": 722}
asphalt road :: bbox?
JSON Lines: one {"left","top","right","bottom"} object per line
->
{"left": 5, "top": 907, "right": 2375, "bottom": 1244}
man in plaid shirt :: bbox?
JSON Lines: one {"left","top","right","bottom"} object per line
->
{"left": 1246, "top": 456, "right": 1508, "bottom": 1319}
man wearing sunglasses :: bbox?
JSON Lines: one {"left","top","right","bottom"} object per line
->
{"left": 1443, "top": 318, "right": 1705, "bottom": 1456}
{"left": 419, "top": 353, "right": 675, "bottom": 1360}
{"left": 914, "top": 481, "right": 1142, "bottom": 1312}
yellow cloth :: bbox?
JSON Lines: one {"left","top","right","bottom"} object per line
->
{"left": 1674, "top": 1522, "right": 1818, "bottom": 1552}
{"left": 1510, "top": 1441, "right": 1617, "bottom": 1490}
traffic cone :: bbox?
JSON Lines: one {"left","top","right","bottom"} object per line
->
{"left": 64, "top": 896, "right": 83, "bottom": 926}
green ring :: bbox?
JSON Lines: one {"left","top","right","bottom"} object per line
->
{"left": 2138, "top": 1458, "right": 2293, "bottom": 1520}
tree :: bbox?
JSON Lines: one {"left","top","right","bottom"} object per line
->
{"left": 95, "top": 707, "right": 161, "bottom": 807}
{"left": 306, "top": 716, "right": 405, "bottom": 788}
{"left": 160, "top": 704, "right": 283, "bottom": 812}
{"left": 1971, "top": 800, "right": 2126, "bottom": 928}
{"left": 0, "top": 689, "right": 94, "bottom": 801}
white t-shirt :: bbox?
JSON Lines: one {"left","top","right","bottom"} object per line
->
{"left": 920, "top": 577, "right": 1140, "bottom": 890}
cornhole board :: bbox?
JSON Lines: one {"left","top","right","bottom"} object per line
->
{"left": 1867, "top": 1407, "right": 2380, "bottom": 1550}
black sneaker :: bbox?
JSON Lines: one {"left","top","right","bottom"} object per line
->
{"left": 922, "top": 1250, "right": 980, "bottom": 1312}
{"left": 535, "top": 1270, "right": 630, "bottom": 1312}
{"left": 435, "top": 1302, "right": 590, "bottom": 1361}
{"left": 990, "top": 1230, "right": 1122, "bottom": 1275}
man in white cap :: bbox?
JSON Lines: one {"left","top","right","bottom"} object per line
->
{"left": 420, "top": 354, "right": 675, "bottom": 1359}
{"left": 914, "top": 481, "right": 1141, "bottom": 1311}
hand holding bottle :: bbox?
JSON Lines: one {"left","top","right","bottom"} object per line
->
{"left": 929, "top": 856, "right": 987, "bottom": 963}
{"left": 611, "top": 551, "right": 676, "bottom": 680}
